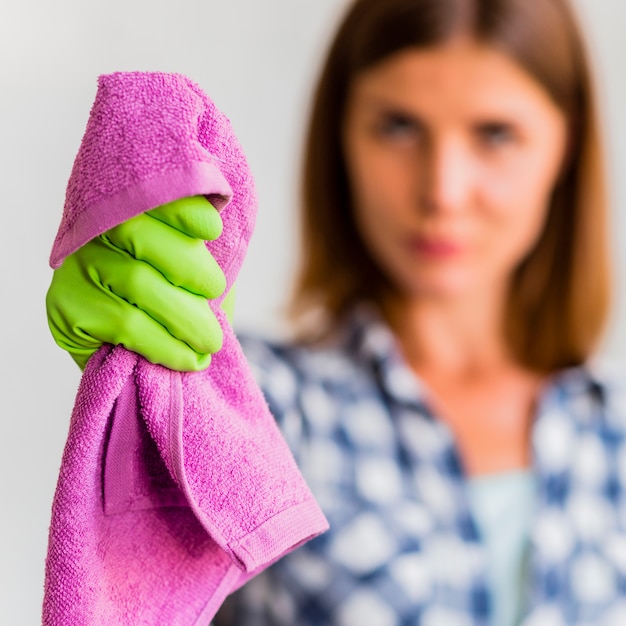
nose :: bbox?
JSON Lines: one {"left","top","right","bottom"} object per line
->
{"left": 419, "top": 139, "right": 473, "bottom": 215}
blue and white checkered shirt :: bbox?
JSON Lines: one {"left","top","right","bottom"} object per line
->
{"left": 215, "top": 307, "right": 626, "bottom": 626}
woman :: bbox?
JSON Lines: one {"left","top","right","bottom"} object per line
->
{"left": 46, "top": 0, "right": 625, "bottom": 624}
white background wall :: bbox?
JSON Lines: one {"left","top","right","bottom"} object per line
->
{"left": 1, "top": 1, "right": 624, "bottom": 623}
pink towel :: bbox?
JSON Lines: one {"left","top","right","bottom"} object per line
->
{"left": 43, "top": 72, "right": 328, "bottom": 625}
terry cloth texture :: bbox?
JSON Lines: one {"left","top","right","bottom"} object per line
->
{"left": 43, "top": 71, "right": 329, "bottom": 626}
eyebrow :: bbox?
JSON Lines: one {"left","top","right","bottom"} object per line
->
{"left": 357, "top": 94, "right": 414, "bottom": 110}
{"left": 355, "top": 95, "right": 425, "bottom": 122}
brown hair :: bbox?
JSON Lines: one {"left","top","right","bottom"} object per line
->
{"left": 289, "top": 0, "right": 611, "bottom": 372}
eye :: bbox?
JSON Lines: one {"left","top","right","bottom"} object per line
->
{"left": 375, "top": 111, "right": 423, "bottom": 141}
{"left": 475, "top": 122, "right": 517, "bottom": 148}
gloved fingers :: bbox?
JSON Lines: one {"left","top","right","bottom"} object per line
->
{"left": 102, "top": 212, "right": 226, "bottom": 299}
{"left": 81, "top": 237, "right": 224, "bottom": 355}
{"left": 46, "top": 249, "right": 217, "bottom": 372}
{"left": 147, "top": 196, "right": 223, "bottom": 241}
{"left": 82, "top": 296, "right": 214, "bottom": 372}
{"left": 45, "top": 271, "right": 104, "bottom": 370}
{"left": 48, "top": 280, "right": 213, "bottom": 372}
{"left": 46, "top": 195, "right": 228, "bottom": 372}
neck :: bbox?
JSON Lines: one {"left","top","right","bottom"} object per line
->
{"left": 382, "top": 284, "right": 515, "bottom": 377}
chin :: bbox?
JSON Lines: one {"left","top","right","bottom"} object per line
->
{"left": 398, "top": 271, "right": 477, "bottom": 300}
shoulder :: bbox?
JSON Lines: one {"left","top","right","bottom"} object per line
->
{"left": 547, "top": 357, "right": 626, "bottom": 436}
{"left": 235, "top": 327, "right": 379, "bottom": 456}
{"left": 235, "top": 316, "right": 389, "bottom": 423}
{"left": 237, "top": 330, "right": 366, "bottom": 395}
{"left": 587, "top": 356, "right": 626, "bottom": 432}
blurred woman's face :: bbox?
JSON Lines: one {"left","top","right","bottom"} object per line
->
{"left": 342, "top": 40, "right": 568, "bottom": 301}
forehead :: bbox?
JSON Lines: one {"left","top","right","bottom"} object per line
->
{"left": 349, "top": 41, "right": 561, "bottom": 120}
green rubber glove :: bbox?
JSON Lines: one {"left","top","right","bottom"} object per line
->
{"left": 46, "top": 195, "right": 231, "bottom": 371}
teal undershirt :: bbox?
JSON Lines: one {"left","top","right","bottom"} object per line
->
{"left": 467, "top": 470, "right": 536, "bottom": 626}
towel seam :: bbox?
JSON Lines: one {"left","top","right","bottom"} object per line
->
{"left": 51, "top": 160, "right": 233, "bottom": 268}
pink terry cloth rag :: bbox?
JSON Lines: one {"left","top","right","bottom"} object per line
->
{"left": 43, "top": 72, "right": 329, "bottom": 625}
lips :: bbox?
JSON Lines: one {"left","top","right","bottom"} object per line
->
{"left": 407, "top": 235, "right": 464, "bottom": 258}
